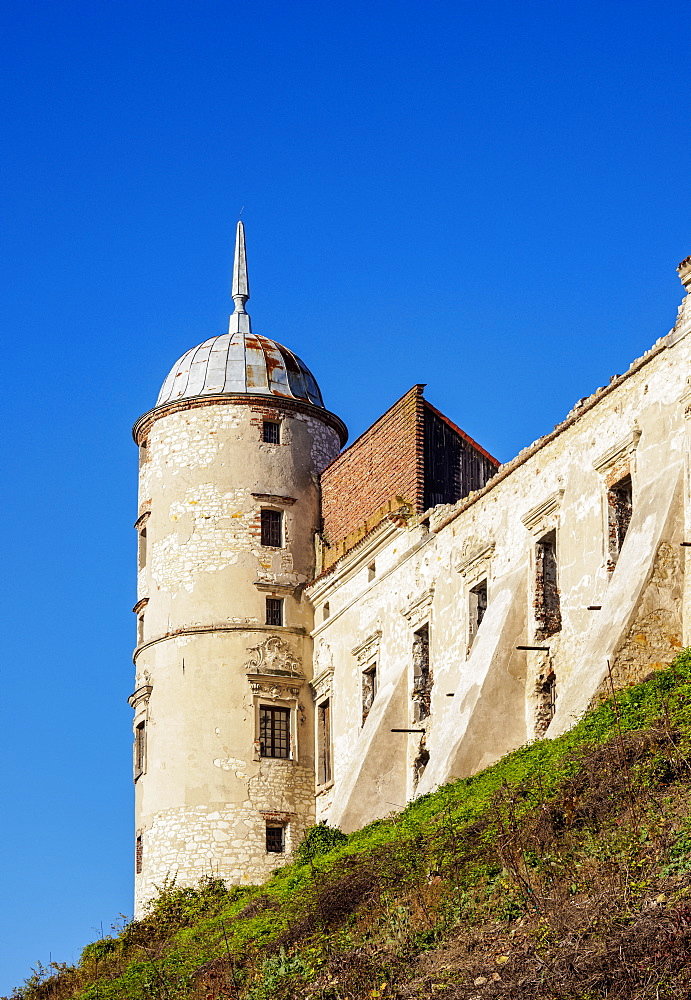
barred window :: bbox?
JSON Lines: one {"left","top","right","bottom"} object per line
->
{"left": 263, "top": 420, "right": 280, "bottom": 444}
{"left": 265, "top": 597, "right": 283, "bottom": 626}
{"left": 261, "top": 509, "right": 282, "bottom": 547}
{"left": 266, "top": 825, "right": 285, "bottom": 853}
{"left": 260, "top": 705, "right": 290, "bottom": 758}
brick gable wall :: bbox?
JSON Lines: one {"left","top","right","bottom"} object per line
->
{"left": 320, "top": 385, "right": 426, "bottom": 546}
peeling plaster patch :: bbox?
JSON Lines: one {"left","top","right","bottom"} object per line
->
{"left": 214, "top": 757, "right": 248, "bottom": 777}
{"left": 151, "top": 484, "right": 252, "bottom": 593}
{"left": 173, "top": 635, "right": 193, "bottom": 647}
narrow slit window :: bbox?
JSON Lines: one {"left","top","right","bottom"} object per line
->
{"left": 534, "top": 530, "right": 561, "bottom": 639}
{"left": 367, "top": 562, "right": 376, "bottom": 582}
{"left": 260, "top": 705, "right": 290, "bottom": 758}
{"left": 138, "top": 527, "right": 147, "bottom": 570}
{"left": 536, "top": 670, "right": 557, "bottom": 736}
{"left": 468, "top": 579, "right": 487, "bottom": 648}
{"left": 134, "top": 721, "right": 147, "bottom": 780}
{"left": 137, "top": 614, "right": 145, "bottom": 644}
{"left": 323, "top": 602, "right": 330, "bottom": 621}
{"left": 135, "top": 834, "right": 143, "bottom": 874}
{"left": 266, "top": 825, "right": 285, "bottom": 853}
{"left": 317, "top": 699, "right": 332, "bottom": 785}
{"left": 265, "top": 597, "right": 284, "bottom": 626}
{"left": 412, "top": 623, "right": 432, "bottom": 721}
{"left": 607, "top": 474, "right": 633, "bottom": 570}
{"left": 362, "top": 663, "right": 377, "bottom": 725}
{"left": 262, "top": 420, "right": 280, "bottom": 444}
{"left": 261, "top": 509, "right": 283, "bottom": 547}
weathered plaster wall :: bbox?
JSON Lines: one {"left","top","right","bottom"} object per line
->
{"left": 309, "top": 276, "right": 691, "bottom": 824}
{"left": 132, "top": 397, "right": 340, "bottom": 915}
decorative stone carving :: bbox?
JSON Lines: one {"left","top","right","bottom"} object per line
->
{"left": 401, "top": 587, "right": 434, "bottom": 628}
{"left": 310, "top": 640, "right": 334, "bottom": 701}
{"left": 593, "top": 425, "right": 641, "bottom": 476}
{"left": 248, "top": 677, "right": 303, "bottom": 699}
{"left": 244, "top": 635, "right": 303, "bottom": 677}
{"left": 521, "top": 490, "right": 564, "bottom": 537}
{"left": 351, "top": 629, "right": 381, "bottom": 667}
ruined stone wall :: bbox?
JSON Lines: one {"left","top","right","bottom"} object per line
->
{"left": 309, "top": 278, "right": 691, "bottom": 827}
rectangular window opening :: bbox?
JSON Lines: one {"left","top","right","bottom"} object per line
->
{"left": 137, "top": 615, "right": 145, "bottom": 644}
{"left": 135, "top": 834, "right": 143, "bottom": 874}
{"left": 412, "top": 623, "right": 432, "bottom": 721}
{"left": 138, "top": 527, "right": 147, "bottom": 571}
{"left": 323, "top": 601, "right": 330, "bottom": 621}
{"left": 362, "top": 663, "right": 377, "bottom": 725}
{"left": 367, "top": 562, "right": 376, "bottom": 582}
{"left": 468, "top": 579, "right": 488, "bottom": 649}
{"left": 134, "top": 721, "right": 147, "bottom": 780}
{"left": 607, "top": 474, "right": 633, "bottom": 569}
{"left": 260, "top": 705, "right": 290, "bottom": 758}
{"left": 317, "top": 699, "right": 332, "bottom": 785}
{"left": 265, "top": 597, "right": 284, "bottom": 627}
{"left": 261, "top": 509, "right": 283, "bottom": 547}
{"left": 262, "top": 420, "right": 281, "bottom": 444}
{"left": 266, "top": 824, "right": 285, "bottom": 853}
{"left": 536, "top": 670, "right": 557, "bottom": 736}
{"left": 534, "top": 530, "right": 561, "bottom": 639}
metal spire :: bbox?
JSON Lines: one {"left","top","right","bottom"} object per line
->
{"left": 229, "top": 221, "right": 251, "bottom": 335}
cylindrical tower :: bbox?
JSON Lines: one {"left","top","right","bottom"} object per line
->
{"left": 129, "top": 223, "right": 347, "bottom": 916}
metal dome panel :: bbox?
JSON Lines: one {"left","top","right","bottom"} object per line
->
{"left": 155, "top": 331, "right": 325, "bottom": 409}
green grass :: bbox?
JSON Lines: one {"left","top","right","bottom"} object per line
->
{"left": 10, "top": 649, "right": 691, "bottom": 1000}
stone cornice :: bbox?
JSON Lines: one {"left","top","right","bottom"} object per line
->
{"left": 593, "top": 425, "right": 641, "bottom": 474}
{"left": 132, "top": 393, "right": 348, "bottom": 447}
{"left": 251, "top": 493, "right": 297, "bottom": 506}
{"left": 128, "top": 684, "right": 153, "bottom": 710}
{"left": 401, "top": 588, "right": 434, "bottom": 627}
{"left": 521, "top": 490, "right": 564, "bottom": 534}
{"left": 456, "top": 541, "right": 496, "bottom": 577}
{"left": 132, "top": 622, "right": 306, "bottom": 663}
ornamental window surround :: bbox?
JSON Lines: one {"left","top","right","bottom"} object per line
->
{"left": 245, "top": 636, "right": 306, "bottom": 763}
{"left": 128, "top": 683, "right": 153, "bottom": 783}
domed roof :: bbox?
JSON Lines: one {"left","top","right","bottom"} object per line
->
{"left": 155, "top": 222, "right": 324, "bottom": 410}
{"left": 156, "top": 331, "right": 324, "bottom": 407}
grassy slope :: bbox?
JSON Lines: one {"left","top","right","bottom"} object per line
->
{"left": 10, "top": 651, "right": 691, "bottom": 1000}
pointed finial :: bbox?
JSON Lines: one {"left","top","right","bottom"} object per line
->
{"left": 232, "top": 220, "right": 250, "bottom": 313}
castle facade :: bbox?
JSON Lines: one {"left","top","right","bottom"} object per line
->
{"left": 130, "top": 223, "right": 691, "bottom": 915}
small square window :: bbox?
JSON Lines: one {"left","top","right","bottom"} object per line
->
{"left": 266, "top": 825, "right": 285, "bottom": 853}
{"left": 263, "top": 420, "right": 280, "bottom": 444}
{"left": 266, "top": 597, "right": 284, "bottom": 626}
{"left": 261, "top": 509, "right": 282, "bottom": 547}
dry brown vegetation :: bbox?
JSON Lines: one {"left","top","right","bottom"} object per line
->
{"left": 9, "top": 655, "right": 691, "bottom": 1000}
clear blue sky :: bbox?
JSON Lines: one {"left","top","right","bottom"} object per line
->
{"left": 0, "top": 0, "right": 689, "bottom": 991}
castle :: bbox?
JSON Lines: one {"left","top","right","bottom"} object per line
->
{"left": 130, "top": 222, "right": 691, "bottom": 915}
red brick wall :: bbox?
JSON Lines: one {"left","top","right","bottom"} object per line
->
{"left": 320, "top": 385, "right": 426, "bottom": 545}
